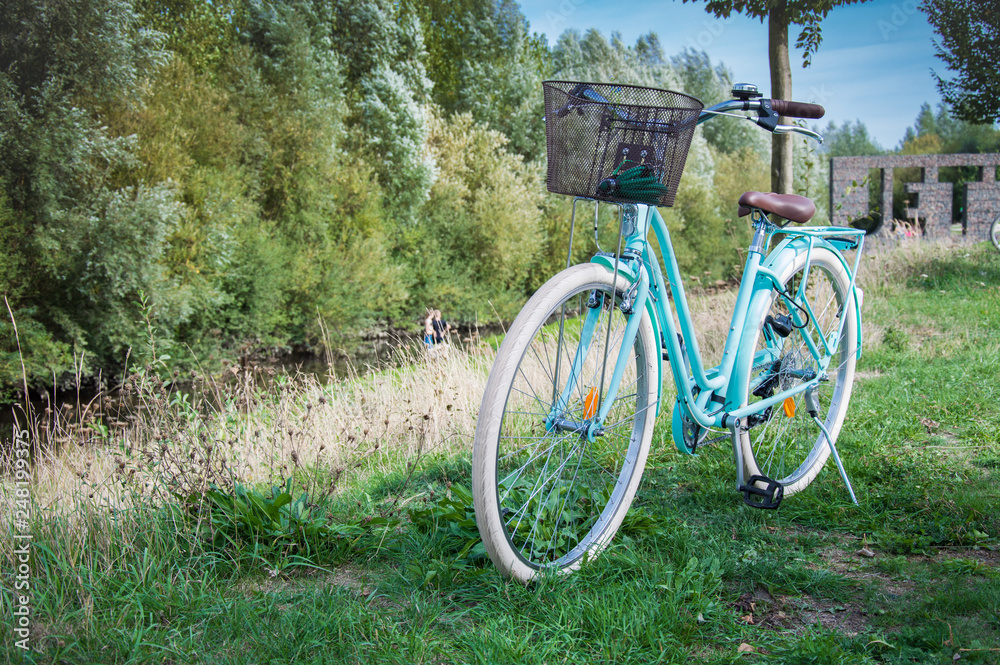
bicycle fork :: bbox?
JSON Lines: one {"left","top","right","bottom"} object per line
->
{"left": 545, "top": 264, "right": 650, "bottom": 443}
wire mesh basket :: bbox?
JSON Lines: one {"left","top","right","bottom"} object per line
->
{"left": 543, "top": 81, "right": 703, "bottom": 207}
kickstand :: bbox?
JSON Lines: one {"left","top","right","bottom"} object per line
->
{"left": 812, "top": 414, "right": 858, "bottom": 505}
{"left": 728, "top": 417, "right": 745, "bottom": 489}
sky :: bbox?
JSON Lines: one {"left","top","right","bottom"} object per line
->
{"left": 519, "top": 0, "right": 943, "bottom": 149}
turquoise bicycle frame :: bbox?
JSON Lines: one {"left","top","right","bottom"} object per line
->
{"left": 555, "top": 201, "right": 865, "bottom": 442}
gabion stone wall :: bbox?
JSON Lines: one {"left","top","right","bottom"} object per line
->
{"left": 829, "top": 154, "right": 1000, "bottom": 241}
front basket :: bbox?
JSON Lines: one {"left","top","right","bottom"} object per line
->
{"left": 543, "top": 81, "right": 703, "bottom": 207}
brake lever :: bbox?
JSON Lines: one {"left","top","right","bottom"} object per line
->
{"left": 773, "top": 124, "right": 824, "bottom": 144}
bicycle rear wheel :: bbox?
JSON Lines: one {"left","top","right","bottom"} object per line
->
{"left": 472, "top": 263, "right": 658, "bottom": 583}
{"left": 737, "top": 246, "right": 858, "bottom": 496}
{"left": 990, "top": 214, "right": 1000, "bottom": 252}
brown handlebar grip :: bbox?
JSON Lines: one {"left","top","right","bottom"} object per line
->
{"left": 770, "top": 99, "right": 825, "bottom": 119}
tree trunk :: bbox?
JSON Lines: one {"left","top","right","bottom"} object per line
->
{"left": 768, "top": 0, "right": 794, "bottom": 195}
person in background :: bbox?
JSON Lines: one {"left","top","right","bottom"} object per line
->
{"left": 424, "top": 309, "right": 435, "bottom": 348}
{"left": 432, "top": 309, "right": 451, "bottom": 345}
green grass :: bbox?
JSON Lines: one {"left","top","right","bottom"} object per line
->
{"left": 3, "top": 241, "right": 999, "bottom": 664}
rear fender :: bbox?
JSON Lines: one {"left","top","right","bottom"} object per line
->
{"left": 761, "top": 236, "right": 863, "bottom": 359}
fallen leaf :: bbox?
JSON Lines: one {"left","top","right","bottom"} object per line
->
{"left": 738, "top": 643, "right": 756, "bottom": 654}
{"left": 740, "top": 614, "right": 754, "bottom": 624}
{"left": 920, "top": 417, "right": 940, "bottom": 432}
{"left": 858, "top": 547, "right": 875, "bottom": 558}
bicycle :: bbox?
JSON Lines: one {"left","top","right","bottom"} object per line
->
{"left": 991, "top": 213, "right": 1000, "bottom": 252}
{"left": 471, "top": 81, "right": 867, "bottom": 583}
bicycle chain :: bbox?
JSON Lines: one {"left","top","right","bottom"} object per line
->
{"left": 697, "top": 431, "right": 730, "bottom": 447}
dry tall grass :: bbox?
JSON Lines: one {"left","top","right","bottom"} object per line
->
{"left": 853, "top": 227, "right": 971, "bottom": 348}
{"left": 0, "top": 342, "right": 493, "bottom": 557}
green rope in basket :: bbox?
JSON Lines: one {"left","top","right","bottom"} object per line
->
{"left": 595, "top": 162, "right": 670, "bottom": 205}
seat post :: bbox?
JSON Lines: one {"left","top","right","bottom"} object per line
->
{"left": 748, "top": 209, "right": 772, "bottom": 256}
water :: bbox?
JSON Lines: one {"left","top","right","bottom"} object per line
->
{"left": 0, "top": 324, "right": 493, "bottom": 448}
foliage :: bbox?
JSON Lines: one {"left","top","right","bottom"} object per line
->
{"left": 135, "top": 0, "right": 245, "bottom": 74}
{"left": 821, "top": 120, "right": 884, "bottom": 157}
{"left": 415, "top": 0, "right": 550, "bottom": 160}
{"left": 128, "top": 7, "right": 400, "bottom": 362}
{"left": 187, "top": 478, "right": 372, "bottom": 566}
{"left": 921, "top": 0, "right": 1000, "bottom": 124}
{"left": 900, "top": 102, "right": 1000, "bottom": 155}
{"left": 320, "top": 0, "right": 434, "bottom": 218}
{"left": 709, "top": 145, "right": 768, "bottom": 269}
{"left": 672, "top": 49, "right": 766, "bottom": 157}
{"left": 681, "top": 0, "right": 869, "bottom": 68}
{"left": 0, "top": 0, "right": 174, "bottom": 386}
{"left": 402, "top": 110, "right": 543, "bottom": 320}
{"left": 405, "top": 482, "right": 489, "bottom": 587}
{"left": 0, "top": 0, "right": 166, "bottom": 106}
{"left": 552, "top": 28, "right": 683, "bottom": 89}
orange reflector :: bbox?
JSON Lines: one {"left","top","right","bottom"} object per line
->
{"left": 584, "top": 387, "right": 599, "bottom": 419}
{"left": 783, "top": 397, "right": 797, "bottom": 418}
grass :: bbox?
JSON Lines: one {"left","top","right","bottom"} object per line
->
{"left": 2, "top": 239, "right": 999, "bottom": 664}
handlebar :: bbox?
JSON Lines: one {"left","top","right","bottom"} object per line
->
{"left": 697, "top": 96, "right": 825, "bottom": 143}
{"left": 556, "top": 84, "right": 613, "bottom": 117}
{"left": 551, "top": 83, "right": 825, "bottom": 143}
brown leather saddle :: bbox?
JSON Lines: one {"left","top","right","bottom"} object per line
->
{"left": 737, "top": 191, "right": 815, "bottom": 224}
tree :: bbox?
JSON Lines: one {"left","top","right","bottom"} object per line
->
{"left": 821, "top": 120, "right": 883, "bottom": 157}
{"left": 672, "top": 49, "right": 766, "bottom": 155}
{"left": 0, "top": 0, "right": 173, "bottom": 386}
{"left": 900, "top": 102, "right": 1000, "bottom": 154}
{"left": 921, "top": 0, "right": 1000, "bottom": 124}
{"left": 134, "top": 0, "right": 245, "bottom": 73}
{"left": 404, "top": 111, "right": 543, "bottom": 319}
{"left": 551, "top": 28, "right": 680, "bottom": 89}
{"left": 414, "top": 0, "right": 550, "bottom": 159}
{"left": 246, "top": 0, "right": 434, "bottom": 220}
{"left": 682, "top": 0, "right": 870, "bottom": 194}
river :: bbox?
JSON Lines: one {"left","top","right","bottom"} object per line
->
{"left": 1, "top": 324, "right": 494, "bottom": 449}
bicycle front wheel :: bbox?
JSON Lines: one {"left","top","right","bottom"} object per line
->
{"left": 990, "top": 214, "right": 1000, "bottom": 252}
{"left": 473, "top": 263, "right": 659, "bottom": 583}
{"left": 737, "top": 246, "right": 859, "bottom": 496}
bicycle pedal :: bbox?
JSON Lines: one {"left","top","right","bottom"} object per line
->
{"left": 739, "top": 475, "right": 784, "bottom": 509}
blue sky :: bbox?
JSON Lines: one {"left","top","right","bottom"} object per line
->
{"left": 520, "top": 0, "right": 942, "bottom": 149}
